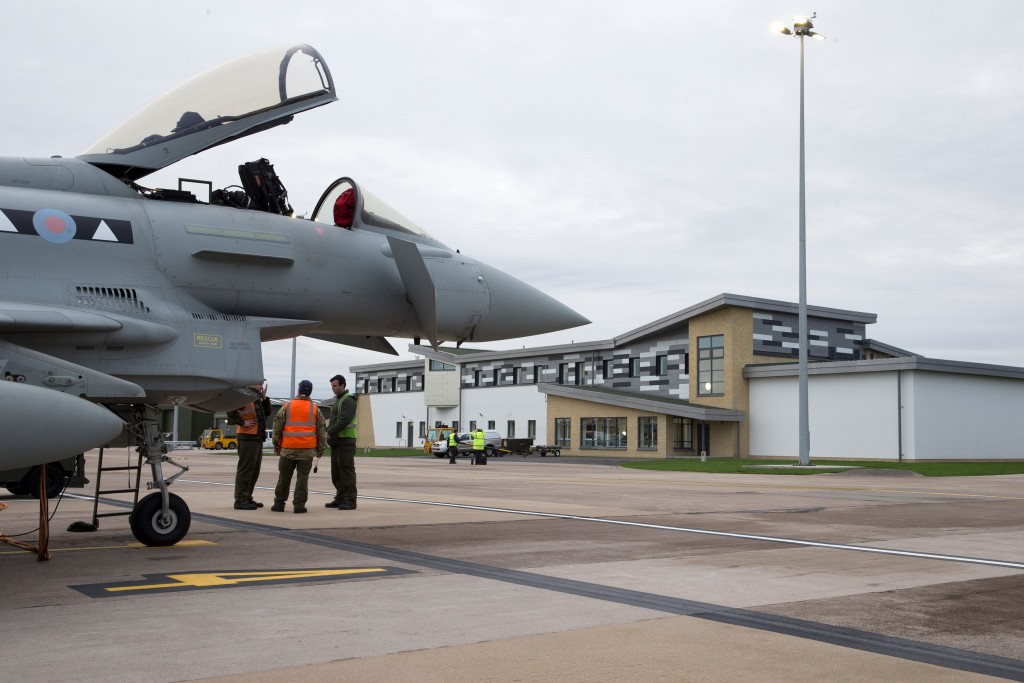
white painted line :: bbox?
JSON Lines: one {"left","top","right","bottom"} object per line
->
{"left": 172, "top": 480, "right": 1024, "bottom": 571}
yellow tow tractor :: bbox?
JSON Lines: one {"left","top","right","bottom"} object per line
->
{"left": 423, "top": 425, "right": 455, "bottom": 456}
{"left": 199, "top": 428, "right": 237, "bottom": 450}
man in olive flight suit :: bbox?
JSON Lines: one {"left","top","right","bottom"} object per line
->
{"left": 325, "top": 374, "right": 358, "bottom": 510}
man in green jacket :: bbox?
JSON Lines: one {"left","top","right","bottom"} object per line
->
{"left": 326, "top": 374, "right": 358, "bottom": 510}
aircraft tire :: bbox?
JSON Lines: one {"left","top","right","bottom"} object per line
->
{"left": 130, "top": 492, "right": 191, "bottom": 547}
{"left": 21, "top": 464, "right": 66, "bottom": 499}
{"left": 5, "top": 482, "right": 27, "bottom": 496}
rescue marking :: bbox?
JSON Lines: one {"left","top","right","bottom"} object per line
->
{"left": 193, "top": 333, "right": 222, "bottom": 348}
{"left": 71, "top": 566, "right": 413, "bottom": 598}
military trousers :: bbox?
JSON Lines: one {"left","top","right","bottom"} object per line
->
{"left": 273, "top": 453, "right": 314, "bottom": 508}
{"left": 330, "top": 439, "right": 357, "bottom": 505}
{"left": 234, "top": 439, "right": 263, "bottom": 505}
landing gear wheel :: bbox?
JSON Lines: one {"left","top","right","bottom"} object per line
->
{"left": 5, "top": 482, "right": 27, "bottom": 496}
{"left": 23, "top": 464, "right": 66, "bottom": 499}
{"left": 129, "top": 492, "right": 191, "bottom": 547}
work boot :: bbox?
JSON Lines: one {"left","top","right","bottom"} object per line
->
{"left": 294, "top": 506, "right": 307, "bottom": 514}
{"left": 271, "top": 503, "right": 285, "bottom": 512}
{"left": 247, "top": 499, "right": 264, "bottom": 508}
{"left": 337, "top": 502, "right": 356, "bottom": 510}
{"left": 234, "top": 501, "right": 258, "bottom": 510}
{"left": 325, "top": 500, "right": 340, "bottom": 508}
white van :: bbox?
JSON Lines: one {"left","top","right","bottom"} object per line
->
{"left": 263, "top": 429, "right": 273, "bottom": 449}
{"left": 430, "top": 430, "right": 503, "bottom": 458}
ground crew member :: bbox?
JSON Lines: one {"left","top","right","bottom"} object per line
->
{"left": 448, "top": 430, "right": 459, "bottom": 463}
{"left": 227, "top": 380, "right": 271, "bottom": 510}
{"left": 325, "top": 374, "right": 358, "bottom": 510}
{"left": 271, "top": 380, "right": 326, "bottom": 513}
{"left": 472, "top": 427, "right": 486, "bottom": 465}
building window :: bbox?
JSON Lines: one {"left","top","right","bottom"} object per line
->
{"left": 581, "top": 417, "right": 627, "bottom": 449}
{"left": 638, "top": 417, "right": 657, "bottom": 450}
{"left": 575, "top": 361, "right": 584, "bottom": 385}
{"left": 527, "top": 420, "right": 536, "bottom": 438}
{"left": 697, "top": 334, "right": 725, "bottom": 395}
{"left": 469, "top": 420, "right": 477, "bottom": 432}
{"left": 558, "top": 363, "right": 567, "bottom": 384}
{"left": 684, "top": 351, "right": 690, "bottom": 376}
{"left": 395, "top": 422, "right": 403, "bottom": 438}
{"left": 532, "top": 366, "right": 541, "bottom": 384}
{"left": 405, "top": 376, "right": 411, "bottom": 391}
{"left": 474, "top": 370, "right": 481, "bottom": 387}
{"left": 487, "top": 420, "right": 495, "bottom": 430}
{"left": 362, "top": 379, "right": 369, "bottom": 394}
{"left": 628, "top": 358, "right": 639, "bottom": 378}
{"left": 656, "top": 355, "right": 667, "bottom": 376}
{"left": 672, "top": 417, "right": 693, "bottom": 450}
{"left": 452, "top": 420, "right": 460, "bottom": 432}
{"left": 418, "top": 421, "right": 426, "bottom": 438}
{"left": 507, "top": 420, "right": 516, "bottom": 438}
{"left": 554, "top": 418, "right": 571, "bottom": 447}
{"left": 390, "top": 377, "right": 397, "bottom": 392}
{"left": 602, "top": 358, "right": 611, "bottom": 381}
{"left": 429, "top": 359, "right": 455, "bottom": 371}
{"left": 510, "top": 367, "right": 519, "bottom": 385}
{"left": 377, "top": 378, "right": 383, "bottom": 393}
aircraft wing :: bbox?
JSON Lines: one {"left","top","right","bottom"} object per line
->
{"left": 304, "top": 333, "right": 398, "bottom": 355}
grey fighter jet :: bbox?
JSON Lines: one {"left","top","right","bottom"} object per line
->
{"left": 0, "top": 44, "right": 588, "bottom": 545}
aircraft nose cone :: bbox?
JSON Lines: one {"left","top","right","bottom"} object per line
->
{"left": 473, "top": 262, "right": 590, "bottom": 341}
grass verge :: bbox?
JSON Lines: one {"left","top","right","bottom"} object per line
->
{"left": 623, "top": 458, "right": 1024, "bottom": 476}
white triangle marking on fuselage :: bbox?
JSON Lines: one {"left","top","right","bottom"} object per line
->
{"left": 92, "top": 220, "right": 118, "bottom": 242}
{"left": 0, "top": 210, "right": 17, "bottom": 232}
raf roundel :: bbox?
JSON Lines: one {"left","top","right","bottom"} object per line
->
{"left": 32, "top": 208, "right": 77, "bottom": 244}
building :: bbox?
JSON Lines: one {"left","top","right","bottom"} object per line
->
{"left": 352, "top": 293, "right": 1024, "bottom": 461}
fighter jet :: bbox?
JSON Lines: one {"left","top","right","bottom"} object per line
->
{"left": 0, "top": 44, "right": 588, "bottom": 545}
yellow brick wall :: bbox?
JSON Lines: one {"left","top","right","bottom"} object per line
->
{"left": 355, "top": 395, "right": 376, "bottom": 449}
{"left": 547, "top": 394, "right": 680, "bottom": 459}
{"left": 688, "top": 307, "right": 752, "bottom": 457}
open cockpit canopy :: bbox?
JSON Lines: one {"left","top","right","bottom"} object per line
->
{"left": 78, "top": 44, "right": 336, "bottom": 180}
{"left": 312, "top": 177, "right": 435, "bottom": 239}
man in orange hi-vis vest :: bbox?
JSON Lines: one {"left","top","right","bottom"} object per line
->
{"left": 227, "top": 380, "right": 272, "bottom": 510}
{"left": 270, "top": 380, "right": 327, "bottom": 513}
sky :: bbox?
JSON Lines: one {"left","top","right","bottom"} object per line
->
{"left": 4, "top": 1, "right": 1023, "bottom": 400}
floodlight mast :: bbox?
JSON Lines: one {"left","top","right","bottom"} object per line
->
{"left": 771, "top": 15, "right": 825, "bottom": 467}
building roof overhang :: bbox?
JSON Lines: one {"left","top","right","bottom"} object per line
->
{"left": 743, "top": 355, "right": 1024, "bottom": 380}
{"left": 615, "top": 293, "right": 877, "bottom": 346}
{"left": 538, "top": 384, "right": 745, "bottom": 421}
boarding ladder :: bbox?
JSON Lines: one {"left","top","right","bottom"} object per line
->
{"left": 89, "top": 446, "right": 143, "bottom": 528}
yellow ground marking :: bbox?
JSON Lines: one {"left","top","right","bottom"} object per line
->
{"left": 0, "top": 539, "right": 216, "bottom": 556}
{"left": 104, "top": 568, "right": 388, "bottom": 593}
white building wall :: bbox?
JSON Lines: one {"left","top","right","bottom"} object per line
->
{"left": 424, "top": 363, "right": 460, "bottom": 407}
{"left": 750, "top": 369, "right": 1024, "bottom": 460}
{"left": 459, "top": 385, "right": 548, "bottom": 441}
{"left": 365, "top": 392, "right": 431, "bottom": 448}
{"left": 905, "top": 372, "right": 1024, "bottom": 460}
{"left": 748, "top": 372, "right": 899, "bottom": 459}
